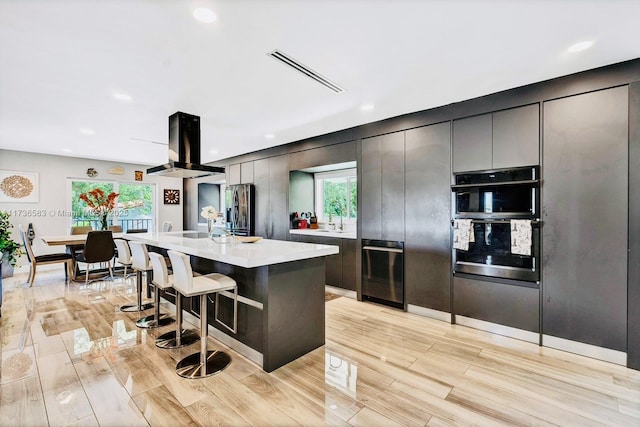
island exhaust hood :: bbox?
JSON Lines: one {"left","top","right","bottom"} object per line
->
{"left": 146, "top": 112, "right": 225, "bottom": 178}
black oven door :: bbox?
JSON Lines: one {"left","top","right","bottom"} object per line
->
{"left": 453, "top": 219, "right": 540, "bottom": 282}
{"left": 453, "top": 166, "right": 539, "bottom": 218}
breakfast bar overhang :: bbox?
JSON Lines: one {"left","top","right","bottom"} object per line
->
{"left": 124, "top": 231, "right": 339, "bottom": 372}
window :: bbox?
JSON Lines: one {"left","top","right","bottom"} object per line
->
{"left": 69, "top": 179, "right": 155, "bottom": 232}
{"left": 315, "top": 169, "right": 357, "bottom": 223}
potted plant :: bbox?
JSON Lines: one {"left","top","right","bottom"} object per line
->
{"left": 1, "top": 211, "right": 23, "bottom": 278}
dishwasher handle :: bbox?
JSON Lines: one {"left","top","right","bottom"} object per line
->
{"left": 362, "top": 246, "right": 403, "bottom": 254}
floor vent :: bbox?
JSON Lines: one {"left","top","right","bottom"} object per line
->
{"left": 268, "top": 49, "right": 344, "bottom": 94}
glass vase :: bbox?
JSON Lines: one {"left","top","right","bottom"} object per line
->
{"left": 100, "top": 214, "right": 108, "bottom": 231}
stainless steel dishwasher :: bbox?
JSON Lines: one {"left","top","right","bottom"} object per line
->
{"left": 361, "top": 239, "right": 404, "bottom": 310}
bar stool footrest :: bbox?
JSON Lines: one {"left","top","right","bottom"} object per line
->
{"left": 156, "top": 329, "right": 200, "bottom": 349}
{"left": 120, "top": 302, "right": 154, "bottom": 312}
{"left": 136, "top": 313, "right": 175, "bottom": 329}
{"left": 176, "top": 350, "right": 231, "bottom": 378}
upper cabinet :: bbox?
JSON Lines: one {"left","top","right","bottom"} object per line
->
{"left": 227, "top": 162, "right": 254, "bottom": 185}
{"left": 361, "top": 131, "right": 405, "bottom": 241}
{"left": 227, "top": 163, "right": 241, "bottom": 185}
{"left": 453, "top": 104, "right": 539, "bottom": 172}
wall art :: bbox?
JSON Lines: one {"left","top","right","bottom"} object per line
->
{"left": 163, "top": 189, "right": 180, "bottom": 205}
{"left": 0, "top": 170, "right": 39, "bottom": 203}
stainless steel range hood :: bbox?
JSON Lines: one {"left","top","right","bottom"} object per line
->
{"left": 147, "top": 112, "right": 225, "bottom": 178}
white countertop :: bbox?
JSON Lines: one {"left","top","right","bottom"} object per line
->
{"left": 289, "top": 229, "right": 357, "bottom": 239}
{"left": 124, "top": 231, "right": 339, "bottom": 268}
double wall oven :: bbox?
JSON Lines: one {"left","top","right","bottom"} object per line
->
{"left": 452, "top": 166, "right": 540, "bottom": 283}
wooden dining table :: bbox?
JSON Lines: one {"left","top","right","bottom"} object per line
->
{"left": 41, "top": 233, "right": 125, "bottom": 280}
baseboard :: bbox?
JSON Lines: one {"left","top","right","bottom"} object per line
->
{"left": 455, "top": 315, "right": 540, "bottom": 344}
{"left": 542, "top": 334, "right": 627, "bottom": 366}
{"left": 407, "top": 304, "right": 451, "bottom": 323}
{"left": 325, "top": 285, "right": 356, "bottom": 299}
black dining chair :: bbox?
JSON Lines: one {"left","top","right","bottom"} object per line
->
{"left": 126, "top": 228, "right": 148, "bottom": 234}
{"left": 19, "top": 225, "right": 73, "bottom": 287}
{"left": 75, "top": 230, "right": 115, "bottom": 286}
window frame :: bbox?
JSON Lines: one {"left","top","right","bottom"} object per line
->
{"left": 314, "top": 168, "right": 357, "bottom": 224}
{"left": 67, "top": 178, "right": 157, "bottom": 232}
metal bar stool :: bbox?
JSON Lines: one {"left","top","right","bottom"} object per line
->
{"left": 149, "top": 252, "right": 200, "bottom": 349}
{"left": 167, "top": 250, "right": 237, "bottom": 378}
{"left": 128, "top": 241, "right": 174, "bottom": 328}
{"left": 119, "top": 240, "right": 154, "bottom": 313}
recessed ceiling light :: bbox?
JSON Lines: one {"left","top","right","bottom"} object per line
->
{"left": 62, "top": 148, "right": 72, "bottom": 153}
{"left": 112, "top": 92, "right": 132, "bottom": 101}
{"left": 265, "top": 133, "right": 275, "bottom": 139}
{"left": 361, "top": 104, "right": 375, "bottom": 111}
{"left": 567, "top": 40, "right": 594, "bottom": 53}
{"left": 193, "top": 7, "right": 217, "bottom": 23}
{"left": 78, "top": 128, "right": 95, "bottom": 135}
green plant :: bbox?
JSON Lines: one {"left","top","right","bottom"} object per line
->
{"left": 0, "top": 211, "right": 22, "bottom": 266}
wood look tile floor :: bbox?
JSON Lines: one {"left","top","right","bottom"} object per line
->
{"left": 1, "top": 269, "right": 640, "bottom": 426}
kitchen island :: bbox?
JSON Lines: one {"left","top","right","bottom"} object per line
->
{"left": 124, "top": 231, "right": 339, "bottom": 372}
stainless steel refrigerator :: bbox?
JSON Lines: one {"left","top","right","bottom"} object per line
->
{"left": 225, "top": 184, "right": 255, "bottom": 236}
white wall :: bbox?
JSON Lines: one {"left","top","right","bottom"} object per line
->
{"left": 0, "top": 149, "right": 183, "bottom": 264}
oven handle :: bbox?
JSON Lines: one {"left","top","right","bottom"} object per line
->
{"left": 362, "top": 246, "right": 404, "bottom": 254}
{"left": 451, "top": 178, "right": 540, "bottom": 189}
{"left": 451, "top": 219, "right": 541, "bottom": 225}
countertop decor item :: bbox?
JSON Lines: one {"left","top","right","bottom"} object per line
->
{"left": 79, "top": 188, "right": 119, "bottom": 230}
{"left": 201, "top": 205, "right": 218, "bottom": 234}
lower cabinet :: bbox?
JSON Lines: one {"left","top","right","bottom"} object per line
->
{"left": 341, "top": 239, "right": 356, "bottom": 291}
{"left": 453, "top": 275, "right": 539, "bottom": 333}
{"left": 290, "top": 234, "right": 356, "bottom": 290}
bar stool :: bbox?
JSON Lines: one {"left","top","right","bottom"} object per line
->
{"left": 129, "top": 242, "right": 174, "bottom": 328}
{"left": 149, "top": 252, "right": 200, "bottom": 349}
{"left": 120, "top": 240, "right": 154, "bottom": 313}
{"left": 114, "top": 239, "right": 136, "bottom": 281}
{"left": 167, "top": 250, "right": 238, "bottom": 378}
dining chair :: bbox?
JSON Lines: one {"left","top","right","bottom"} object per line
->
{"left": 69, "top": 225, "right": 93, "bottom": 259}
{"left": 19, "top": 225, "right": 73, "bottom": 287}
{"left": 75, "top": 230, "right": 115, "bottom": 287}
{"left": 71, "top": 225, "right": 93, "bottom": 235}
{"left": 126, "top": 228, "right": 148, "bottom": 234}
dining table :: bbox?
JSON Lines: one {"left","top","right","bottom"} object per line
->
{"left": 41, "top": 232, "right": 125, "bottom": 280}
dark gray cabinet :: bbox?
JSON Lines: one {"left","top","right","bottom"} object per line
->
{"left": 254, "top": 155, "right": 289, "bottom": 240}
{"left": 342, "top": 239, "right": 356, "bottom": 291}
{"left": 253, "top": 158, "right": 270, "bottom": 238}
{"left": 269, "top": 155, "right": 289, "bottom": 240}
{"left": 493, "top": 104, "right": 539, "bottom": 169}
{"left": 542, "top": 86, "right": 628, "bottom": 351}
{"left": 404, "top": 122, "right": 451, "bottom": 311}
{"left": 454, "top": 276, "right": 539, "bottom": 332}
{"left": 452, "top": 114, "right": 492, "bottom": 172}
{"left": 361, "top": 131, "right": 405, "bottom": 241}
{"left": 452, "top": 104, "right": 539, "bottom": 172}
{"left": 289, "top": 234, "right": 354, "bottom": 289}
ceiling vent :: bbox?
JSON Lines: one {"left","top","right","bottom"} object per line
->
{"left": 268, "top": 50, "right": 344, "bottom": 94}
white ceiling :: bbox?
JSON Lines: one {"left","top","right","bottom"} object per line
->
{"left": 1, "top": 0, "right": 639, "bottom": 166}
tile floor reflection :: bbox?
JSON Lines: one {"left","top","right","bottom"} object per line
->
{"left": 1, "top": 267, "right": 640, "bottom": 426}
